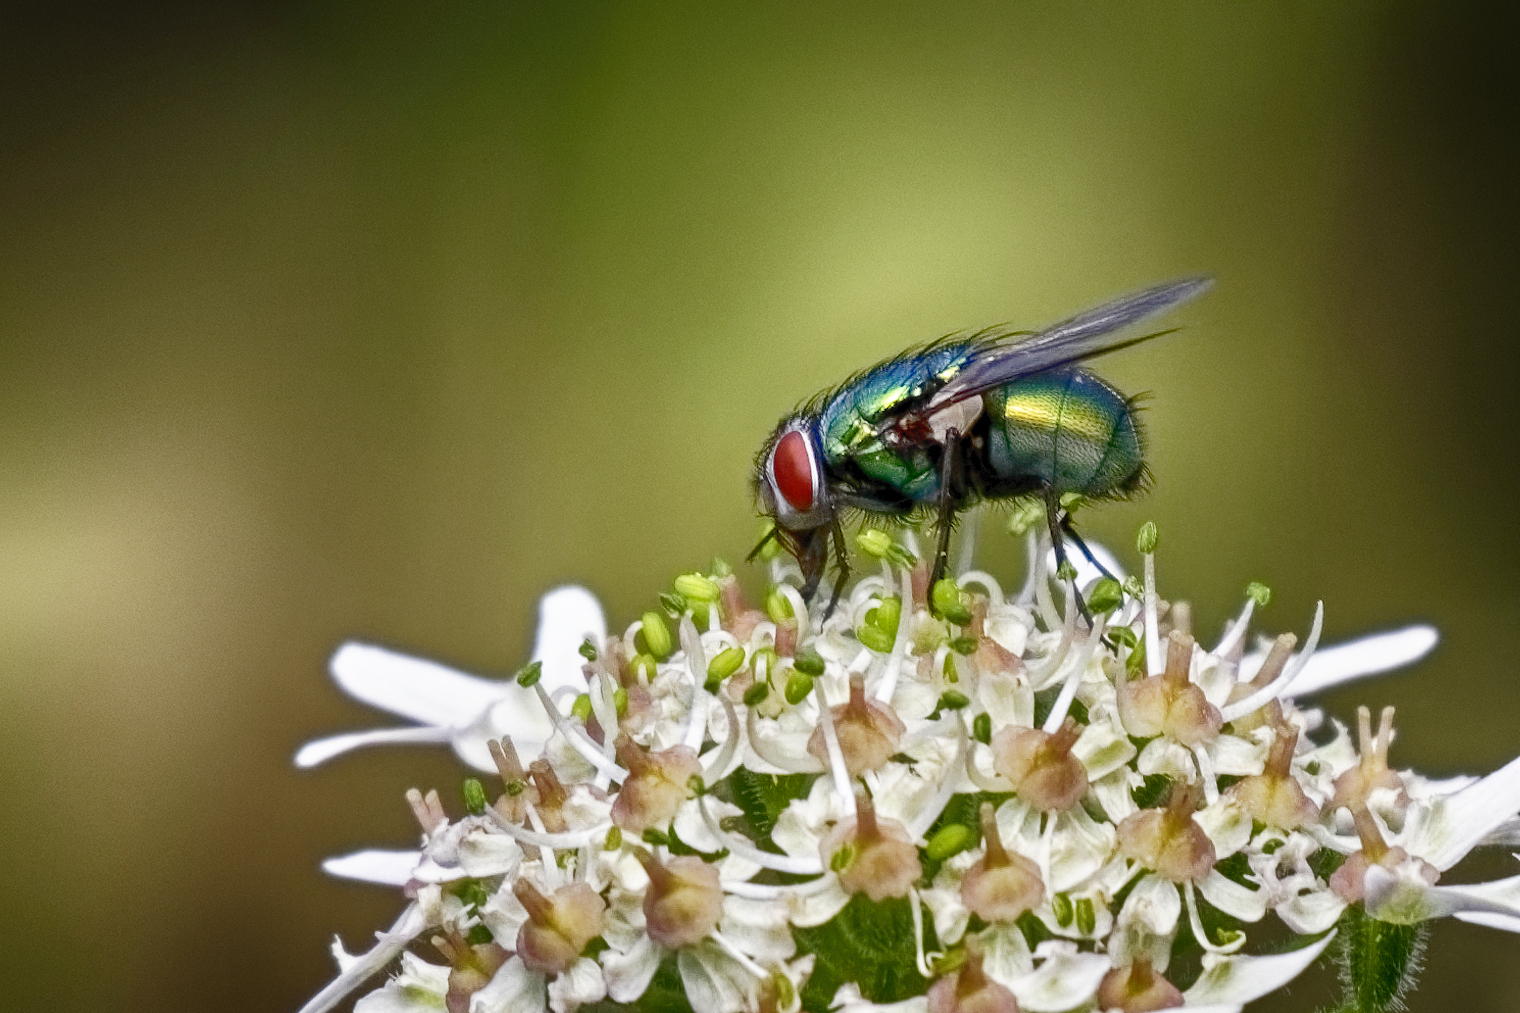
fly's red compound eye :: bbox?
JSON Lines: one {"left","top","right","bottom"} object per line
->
{"left": 773, "top": 430, "right": 816, "bottom": 512}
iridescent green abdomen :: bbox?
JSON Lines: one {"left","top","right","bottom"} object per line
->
{"left": 983, "top": 368, "right": 1144, "bottom": 498}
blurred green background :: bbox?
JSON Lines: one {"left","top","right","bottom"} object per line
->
{"left": 2, "top": 3, "right": 1517, "bottom": 1010}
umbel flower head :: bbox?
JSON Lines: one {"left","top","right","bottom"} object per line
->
{"left": 295, "top": 518, "right": 1520, "bottom": 1013}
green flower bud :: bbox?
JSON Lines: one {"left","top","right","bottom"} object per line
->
{"left": 711, "top": 557, "right": 733, "bottom": 578}
{"left": 932, "top": 579, "right": 973, "bottom": 625}
{"left": 764, "top": 586, "right": 793, "bottom": 624}
{"left": 942, "top": 654, "right": 959, "bottom": 683}
{"left": 973, "top": 712, "right": 992, "bottom": 744}
{"left": 1247, "top": 581, "right": 1271, "bottom": 607}
{"left": 926, "top": 822, "right": 977, "bottom": 862}
{"left": 660, "top": 591, "right": 688, "bottom": 616}
{"left": 857, "top": 624, "right": 894, "bottom": 653}
{"left": 578, "top": 637, "right": 598, "bottom": 662}
{"left": 515, "top": 661, "right": 543, "bottom": 687}
{"left": 1075, "top": 896, "right": 1096, "bottom": 934}
{"left": 675, "top": 572, "right": 721, "bottom": 602}
{"left": 1123, "top": 575, "right": 1145, "bottom": 598}
{"left": 857, "top": 528, "right": 894, "bottom": 558}
{"left": 604, "top": 826, "right": 623, "bottom": 850}
{"left": 571, "top": 694, "right": 593, "bottom": 721}
{"left": 742, "top": 681, "right": 770, "bottom": 707}
{"left": 461, "top": 778, "right": 487, "bottom": 816}
{"left": 948, "top": 636, "right": 977, "bottom": 655}
{"left": 1055, "top": 560, "right": 1078, "bottom": 582}
{"left": 1007, "top": 499, "right": 1044, "bottom": 537}
{"left": 1052, "top": 892, "right": 1074, "bottom": 927}
{"left": 707, "top": 647, "right": 746, "bottom": 683}
{"left": 784, "top": 671, "right": 814, "bottom": 705}
{"left": 629, "top": 653, "right": 659, "bottom": 682}
{"left": 792, "top": 649, "right": 826, "bottom": 676}
{"left": 1136, "top": 521, "right": 1159, "bottom": 555}
{"left": 868, "top": 595, "right": 902, "bottom": 637}
{"left": 613, "top": 687, "right": 628, "bottom": 715}
{"left": 640, "top": 612, "right": 674, "bottom": 659}
{"left": 936, "top": 689, "right": 970, "bottom": 711}
{"left": 1087, "top": 576, "right": 1123, "bottom": 614}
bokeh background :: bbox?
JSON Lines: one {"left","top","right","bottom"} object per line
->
{"left": 3, "top": 3, "right": 1518, "bottom": 1010}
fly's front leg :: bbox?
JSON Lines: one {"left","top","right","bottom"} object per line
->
{"left": 1043, "top": 485, "right": 1091, "bottom": 623}
{"left": 929, "top": 429, "right": 964, "bottom": 603}
{"left": 824, "top": 513, "right": 850, "bottom": 621}
{"left": 1060, "top": 518, "right": 1119, "bottom": 585}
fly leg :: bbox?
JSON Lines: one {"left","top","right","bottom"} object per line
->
{"left": 1043, "top": 486, "right": 1092, "bottom": 623}
{"left": 1060, "top": 517, "right": 1119, "bottom": 585}
{"left": 824, "top": 513, "right": 850, "bottom": 621}
{"left": 929, "top": 429, "right": 964, "bottom": 607}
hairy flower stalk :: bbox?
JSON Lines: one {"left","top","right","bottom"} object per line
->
{"left": 295, "top": 522, "right": 1520, "bottom": 1013}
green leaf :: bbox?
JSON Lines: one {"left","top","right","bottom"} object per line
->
{"left": 794, "top": 894, "right": 933, "bottom": 1010}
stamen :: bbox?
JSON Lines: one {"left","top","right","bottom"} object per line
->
{"left": 909, "top": 886, "right": 934, "bottom": 977}
{"left": 697, "top": 796, "right": 824, "bottom": 875}
{"left": 744, "top": 708, "right": 826, "bottom": 773}
{"left": 700, "top": 692, "right": 741, "bottom": 779}
{"left": 1144, "top": 549, "right": 1162, "bottom": 676}
{"left": 814, "top": 681, "right": 860, "bottom": 818}
{"left": 531, "top": 681, "right": 630, "bottom": 782}
{"left": 1213, "top": 596, "right": 1256, "bottom": 658}
{"left": 1042, "top": 609, "right": 1107, "bottom": 733}
{"left": 709, "top": 929, "right": 768, "bottom": 980}
{"left": 957, "top": 570, "right": 1005, "bottom": 607}
{"left": 1219, "top": 602, "right": 1323, "bottom": 723}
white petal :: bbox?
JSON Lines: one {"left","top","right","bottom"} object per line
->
{"left": 1073, "top": 719, "right": 1137, "bottom": 782}
{"left": 1407, "top": 752, "right": 1520, "bottom": 870}
{"left": 827, "top": 983, "right": 929, "bottom": 1013}
{"left": 980, "top": 922, "right": 1036, "bottom": 984}
{"left": 787, "top": 876, "right": 852, "bottom": 927}
{"left": 1183, "top": 930, "right": 1336, "bottom": 1005}
{"left": 295, "top": 726, "right": 454, "bottom": 768}
{"left": 679, "top": 942, "right": 753, "bottom": 1013}
{"left": 1368, "top": 866, "right": 1520, "bottom": 924}
{"left": 601, "top": 934, "right": 664, "bottom": 1003}
{"left": 1198, "top": 870, "right": 1266, "bottom": 923}
{"left": 298, "top": 904, "right": 431, "bottom": 1013}
{"left": 471, "top": 956, "right": 546, "bottom": 1013}
{"left": 1208, "top": 734, "right": 1267, "bottom": 778}
{"left": 457, "top": 832, "right": 523, "bottom": 878}
{"left": 1121, "top": 873, "right": 1183, "bottom": 936}
{"left": 1277, "top": 889, "right": 1346, "bottom": 935}
{"left": 1456, "top": 910, "right": 1520, "bottom": 932}
{"left": 546, "top": 958, "right": 605, "bottom": 1013}
{"left": 1009, "top": 948, "right": 1110, "bottom": 1012}
{"left": 720, "top": 895, "right": 797, "bottom": 963}
{"left": 1195, "top": 798, "right": 1252, "bottom": 860}
{"left": 533, "top": 586, "right": 606, "bottom": 694}
{"left": 321, "top": 849, "right": 422, "bottom": 886}
{"left": 1274, "top": 625, "right": 1437, "bottom": 697}
{"left": 330, "top": 643, "right": 509, "bottom": 727}
{"left": 1048, "top": 806, "right": 1116, "bottom": 893}
{"left": 1090, "top": 767, "right": 1139, "bottom": 822}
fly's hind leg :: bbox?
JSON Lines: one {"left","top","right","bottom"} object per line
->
{"left": 1043, "top": 485, "right": 1092, "bottom": 623}
{"left": 1060, "top": 517, "right": 1119, "bottom": 585}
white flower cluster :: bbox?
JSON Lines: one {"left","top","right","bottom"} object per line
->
{"left": 295, "top": 531, "right": 1520, "bottom": 1013}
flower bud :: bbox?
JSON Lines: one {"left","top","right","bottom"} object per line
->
{"left": 1329, "top": 706, "right": 1407, "bottom": 814}
{"left": 611, "top": 734, "right": 701, "bottom": 833}
{"left": 1096, "top": 957, "right": 1183, "bottom": 1013}
{"left": 640, "top": 612, "right": 674, "bottom": 660}
{"left": 638, "top": 850, "right": 723, "bottom": 949}
{"left": 991, "top": 717, "right": 1089, "bottom": 812}
{"left": 960, "top": 803, "right": 1044, "bottom": 922}
{"left": 1117, "top": 782, "right": 1216, "bottom": 883}
{"left": 819, "top": 794, "right": 922, "bottom": 901}
{"left": 807, "top": 673, "right": 906, "bottom": 777}
{"left": 927, "top": 939, "right": 1020, "bottom": 1013}
{"left": 514, "top": 880, "right": 607, "bottom": 977}
{"left": 1116, "top": 631, "right": 1221, "bottom": 747}
{"left": 1225, "top": 726, "right": 1319, "bottom": 831}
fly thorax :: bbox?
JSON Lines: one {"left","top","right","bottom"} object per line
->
{"left": 926, "top": 393, "right": 984, "bottom": 444}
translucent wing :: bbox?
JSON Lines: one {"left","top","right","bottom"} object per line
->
{"left": 925, "top": 276, "right": 1212, "bottom": 411}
